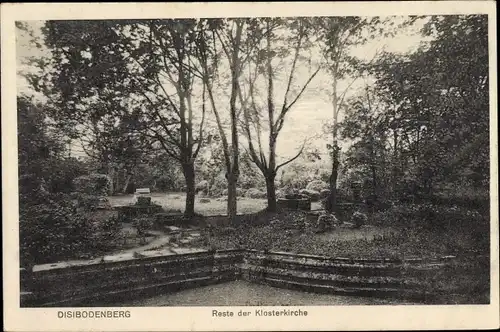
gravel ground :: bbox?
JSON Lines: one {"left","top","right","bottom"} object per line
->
{"left": 122, "top": 280, "right": 412, "bottom": 306}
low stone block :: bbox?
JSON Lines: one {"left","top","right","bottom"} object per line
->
{"left": 277, "top": 198, "right": 311, "bottom": 211}
{"left": 166, "top": 226, "right": 181, "bottom": 232}
{"left": 137, "top": 196, "right": 152, "bottom": 206}
{"left": 102, "top": 252, "right": 136, "bottom": 263}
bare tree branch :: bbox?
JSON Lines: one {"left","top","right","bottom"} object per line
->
{"left": 276, "top": 139, "right": 307, "bottom": 171}
{"left": 275, "top": 66, "right": 321, "bottom": 133}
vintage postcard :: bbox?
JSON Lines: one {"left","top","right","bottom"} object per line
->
{"left": 2, "top": 1, "right": 499, "bottom": 331}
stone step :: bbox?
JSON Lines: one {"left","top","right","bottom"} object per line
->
{"left": 258, "top": 276, "right": 417, "bottom": 300}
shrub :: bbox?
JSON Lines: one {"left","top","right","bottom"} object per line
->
{"left": 280, "top": 170, "right": 310, "bottom": 191}
{"left": 200, "top": 198, "right": 211, "bottom": 203}
{"left": 299, "top": 189, "right": 320, "bottom": 202}
{"left": 19, "top": 192, "right": 97, "bottom": 266}
{"left": 156, "top": 176, "right": 175, "bottom": 192}
{"left": 316, "top": 213, "right": 339, "bottom": 232}
{"left": 133, "top": 216, "right": 154, "bottom": 240}
{"left": 320, "top": 189, "right": 330, "bottom": 199}
{"left": 73, "top": 193, "right": 101, "bottom": 211}
{"left": 245, "top": 188, "right": 267, "bottom": 199}
{"left": 195, "top": 180, "right": 209, "bottom": 193}
{"left": 97, "top": 196, "right": 112, "bottom": 209}
{"left": 136, "top": 196, "right": 152, "bottom": 206}
{"left": 351, "top": 211, "right": 368, "bottom": 228}
{"left": 222, "top": 188, "right": 244, "bottom": 197}
{"left": 48, "top": 158, "right": 89, "bottom": 193}
{"left": 306, "top": 180, "right": 329, "bottom": 192}
{"left": 73, "top": 174, "right": 112, "bottom": 196}
{"left": 373, "top": 203, "right": 489, "bottom": 252}
{"left": 97, "top": 215, "right": 122, "bottom": 244}
{"left": 209, "top": 175, "right": 227, "bottom": 197}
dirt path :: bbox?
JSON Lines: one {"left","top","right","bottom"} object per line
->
{"left": 112, "top": 232, "right": 172, "bottom": 255}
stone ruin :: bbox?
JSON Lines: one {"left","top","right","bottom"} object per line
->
{"left": 277, "top": 193, "right": 311, "bottom": 211}
{"left": 116, "top": 188, "right": 162, "bottom": 222}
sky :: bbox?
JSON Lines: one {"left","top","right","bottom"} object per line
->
{"left": 16, "top": 17, "right": 430, "bottom": 163}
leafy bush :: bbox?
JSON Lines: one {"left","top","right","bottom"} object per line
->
{"left": 316, "top": 213, "right": 339, "bottom": 232}
{"left": 73, "top": 193, "right": 101, "bottom": 210}
{"left": 209, "top": 174, "right": 227, "bottom": 197}
{"left": 306, "top": 180, "right": 329, "bottom": 192}
{"left": 73, "top": 174, "right": 112, "bottom": 196}
{"left": 156, "top": 176, "right": 175, "bottom": 192}
{"left": 47, "top": 158, "right": 89, "bottom": 193}
{"left": 195, "top": 180, "right": 209, "bottom": 193}
{"left": 222, "top": 188, "right": 244, "bottom": 197}
{"left": 245, "top": 188, "right": 267, "bottom": 199}
{"left": 279, "top": 171, "right": 310, "bottom": 192}
{"left": 97, "top": 215, "right": 122, "bottom": 244}
{"left": 299, "top": 189, "right": 320, "bottom": 202}
{"left": 351, "top": 211, "right": 368, "bottom": 228}
{"left": 136, "top": 196, "right": 152, "bottom": 206}
{"left": 320, "top": 189, "right": 330, "bottom": 199}
{"left": 374, "top": 203, "right": 487, "bottom": 229}
{"left": 372, "top": 203, "right": 489, "bottom": 254}
{"left": 133, "top": 216, "right": 154, "bottom": 243}
{"left": 19, "top": 192, "right": 97, "bottom": 266}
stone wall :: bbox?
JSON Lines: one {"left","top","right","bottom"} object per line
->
{"left": 21, "top": 249, "right": 244, "bottom": 307}
{"left": 20, "top": 250, "right": 484, "bottom": 307}
{"left": 241, "top": 251, "right": 463, "bottom": 302}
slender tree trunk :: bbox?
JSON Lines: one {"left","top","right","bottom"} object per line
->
{"left": 121, "top": 173, "right": 132, "bottom": 194}
{"left": 182, "top": 162, "right": 196, "bottom": 218}
{"left": 265, "top": 19, "right": 278, "bottom": 213}
{"left": 265, "top": 172, "right": 277, "bottom": 212}
{"left": 226, "top": 172, "right": 238, "bottom": 223}
{"left": 326, "top": 79, "right": 339, "bottom": 214}
{"left": 392, "top": 129, "right": 398, "bottom": 198}
{"left": 107, "top": 167, "right": 115, "bottom": 196}
{"left": 326, "top": 156, "right": 339, "bottom": 213}
{"left": 226, "top": 21, "right": 244, "bottom": 224}
{"left": 369, "top": 136, "right": 378, "bottom": 203}
{"left": 113, "top": 172, "right": 120, "bottom": 195}
{"left": 371, "top": 164, "right": 377, "bottom": 200}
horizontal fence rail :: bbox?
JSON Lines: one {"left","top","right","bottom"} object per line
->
{"left": 20, "top": 249, "right": 487, "bottom": 307}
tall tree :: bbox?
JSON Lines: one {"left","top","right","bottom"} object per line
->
{"left": 351, "top": 15, "right": 489, "bottom": 200}
{"left": 341, "top": 85, "right": 390, "bottom": 202}
{"left": 37, "top": 20, "right": 207, "bottom": 217}
{"left": 315, "top": 17, "right": 401, "bottom": 212}
{"left": 240, "top": 17, "right": 320, "bottom": 211}
{"left": 194, "top": 18, "right": 249, "bottom": 222}
{"left": 18, "top": 95, "right": 66, "bottom": 194}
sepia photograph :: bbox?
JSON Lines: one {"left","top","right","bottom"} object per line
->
{"left": 2, "top": 1, "right": 498, "bottom": 331}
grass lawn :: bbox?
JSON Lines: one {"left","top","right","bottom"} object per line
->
{"left": 108, "top": 192, "right": 322, "bottom": 215}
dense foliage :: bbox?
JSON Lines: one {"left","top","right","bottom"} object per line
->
{"left": 18, "top": 97, "right": 121, "bottom": 266}
{"left": 340, "top": 15, "right": 489, "bottom": 208}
